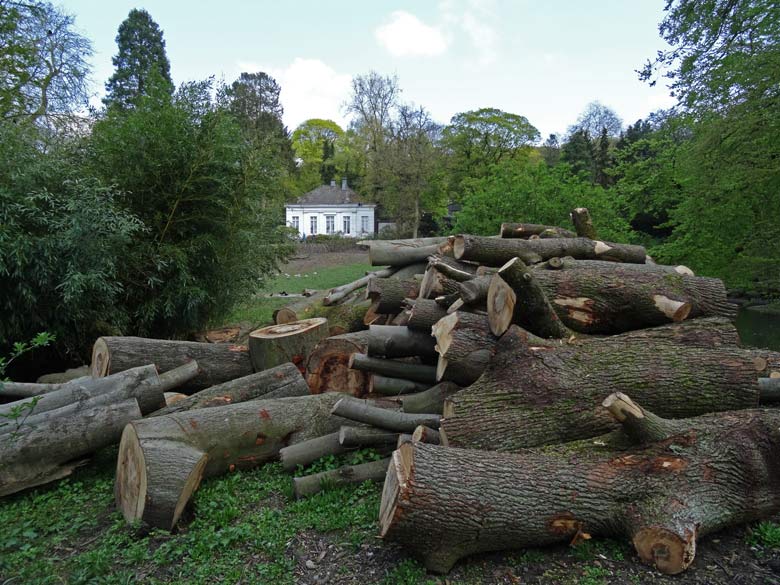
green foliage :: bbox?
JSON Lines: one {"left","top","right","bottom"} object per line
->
{"left": 0, "top": 332, "right": 53, "bottom": 434}
{"left": 380, "top": 559, "right": 436, "bottom": 585}
{"left": 748, "top": 521, "right": 780, "bottom": 549}
{"left": 454, "top": 156, "right": 631, "bottom": 242}
{"left": 104, "top": 8, "right": 173, "bottom": 110}
{"left": 291, "top": 118, "right": 345, "bottom": 194}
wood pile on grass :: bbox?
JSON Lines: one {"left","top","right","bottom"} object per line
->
{"left": 3, "top": 207, "right": 780, "bottom": 576}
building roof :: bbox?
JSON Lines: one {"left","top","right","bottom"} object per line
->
{"left": 288, "top": 182, "right": 372, "bottom": 206}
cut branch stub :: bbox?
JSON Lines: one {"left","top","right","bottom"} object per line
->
{"left": 570, "top": 207, "right": 597, "bottom": 239}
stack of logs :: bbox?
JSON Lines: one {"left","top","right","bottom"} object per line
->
{"left": 3, "top": 207, "right": 780, "bottom": 578}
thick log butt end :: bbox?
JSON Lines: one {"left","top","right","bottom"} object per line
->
{"left": 633, "top": 526, "right": 696, "bottom": 575}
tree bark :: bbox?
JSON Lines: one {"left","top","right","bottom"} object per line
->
{"left": 381, "top": 403, "right": 780, "bottom": 574}
{"left": 489, "top": 257, "right": 573, "bottom": 338}
{"left": 332, "top": 396, "right": 441, "bottom": 432}
{"left": 115, "top": 393, "right": 350, "bottom": 530}
{"left": 411, "top": 425, "right": 440, "bottom": 445}
{"left": 458, "top": 275, "right": 492, "bottom": 306}
{"left": 367, "top": 325, "right": 437, "bottom": 359}
{"left": 370, "top": 375, "right": 430, "bottom": 396}
{"left": 426, "top": 255, "right": 478, "bottom": 281}
{"left": 293, "top": 458, "right": 390, "bottom": 499}
{"left": 419, "top": 267, "right": 461, "bottom": 299}
{"left": 305, "top": 331, "right": 371, "bottom": 397}
{"left": 453, "top": 235, "right": 647, "bottom": 265}
{"left": 399, "top": 382, "right": 462, "bottom": 415}
{"left": 274, "top": 291, "right": 329, "bottom": 323}
{"left": 365, "top": 238, "right": 450, "bottom": 266}
{"left": 339, "top": 426, "right": 400, "bottom": 448}
{"left": 366, "top": 277, "right": 420, "bottom": 314}
{"left": 541, "top": 256, "right": 694, "bottom": 276}
{"left": 277, "top": 292, "right": 370, "bottom": 335}
{"left": 323, "top": 268, "right": 396, "bottom": 306}
{"left": 1, "top": 398, "right": 142, "bottom": 497}
{"left": 440, "top": 325, "right": 765, "bottom": 451}
{"left": 249, "top": 318, "right": 328, "bottom": 373}
{"left": 91, "top": 336, "right": 252, "bottom": 391}
{"left": 406, "top": 298, "right": 448, "bottom": 332}
{"left": 149, "top": 362, "right": 310, "bottom": 417}
{"left": 0, "top": 377, "right": 91, "bottom": 400}
{"left": 279, "top": 431, "right": 349, "bottom": 471}
{"left": 349, "top": 354, "right": 437, "bottom": 385}
{"left": 570, "top": 207, "right": 597, "bottom": 239}
{"left": 499, "top": 223, "right": 576, "bottom": 239}
{"left": 432, "top": 312, "right": 498, "bottom": 384}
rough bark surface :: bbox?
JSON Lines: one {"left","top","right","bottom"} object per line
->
{"left": 294, "top": 458, "right": 390, "bottom": 498}
{"left": 150, "top": 363, "right": 310, "bottom": 417}
{"left": 458, "top": 275, "right": 492, "bottom": 305}
{"left": 399, "top": 382, "right": 462, "bottom": 415}
{"left": 453, "top": 235, "right": 646, "bottom": 266}
{"left": 367, "top": 325, "right": 437, "bottom": 359}
{"left": 541, "top": 257, "right": 694, "bottom": 276}
{"left": 366, "top": 238, "right": 449, "bottom": 266}
{"left": 115, "top": 393, "right": 349, "bottom": 529}
{"left": 382, "top": 407, "right": 780, "bottom": 574}
{"left": 406, "top": 298, "right": 448, "bottom": 332}
{"left": 370, "top": 375, "right": 430, "bottom": 396}
{"left": 499, "top": 223, "right": 576, "bottom": 239}
{"left": 350, "top": 354, "right": 437, "bottom": 385}
{"left": 432, "top": 312, "right": 498, "bottom": 385}
{"left": 440, "top": 325, "right": 763, "bottom": 451}
{"left": 323, "top": 268, "right": 396, "bottom": 306}
{"left": 249, "top": 318, "right": 328, "bottom": 373}
{"left": 91, "top": 336, "right": 252, "bottom": 391}
{"left": 332, "top": 397, "right": 440, "bottom": 432}
{"left": 305, "top": 331, "right": 371, "bottom": 397}
{"left": 367, "top": 277, "right": 420, "bottom": 314}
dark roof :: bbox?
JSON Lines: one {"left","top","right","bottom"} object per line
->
{"left": 290, "top": 184, "right": 370, "bottom": 206}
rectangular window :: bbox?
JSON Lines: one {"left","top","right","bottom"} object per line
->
{"left": 325, "top": 215, "right": 335, "bottom": 234}
{"left": 343, "top": 216, "right": 351, "bottom": 234}
{"left": 310, "top": 216, "right": 317, "bottom": 235}
{"left": 291, "top": 216, "right": 299, "bottom": 230}
{"left": 361, "top": 216, "right": 369, "bottom": 233}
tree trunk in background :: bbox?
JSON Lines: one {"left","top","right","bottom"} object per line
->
{"left": 91, "top": 336, "right": 253, "bottom": 392}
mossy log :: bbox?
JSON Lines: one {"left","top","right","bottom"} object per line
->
{"left": 382, "top": 398, "right": 780, "bottom": 574}
{"left": 305, "top": 331, "right": 371, "bottom": 397}
{"left": 276, "top": 293, "right": 371, "bottom": 335}
{"left": 454, "top": 235, "right": 646, "bottom": 266}
{"left": 248, "top": 318, "right": 328, "bottom": 373}
{"left": 440, "top": 325, "right": 768, "bottom": 451}
{"left": 115, "top": 393, "right": 350, "bottom": 530}
{"left": 149, "top": 362, "right": 309, "bottom": 417}
{"left": 569, "top": 207, "right": 597, "bottom": 239}
{"left": 91, "top": 336, "right": 252, "bottom": 392}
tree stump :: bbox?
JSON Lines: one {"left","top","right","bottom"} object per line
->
{"left": 249, "top": 318, "right": 328, "bottom": 373}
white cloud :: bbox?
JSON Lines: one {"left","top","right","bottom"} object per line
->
{"left": 375, "top": 11, "right": 449, "bottom": 57}
{"left": 237, "top": 58, "right": 352, "bottom": 131}
{"left": 438, "top": 0, "right": 499, "bottom": 65}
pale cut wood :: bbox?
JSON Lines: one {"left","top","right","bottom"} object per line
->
{"left": 306, "top": 331, "right": 371, "bottom": 397}
{"left": 248, "top": 318, "right": 328, "bottom": 372}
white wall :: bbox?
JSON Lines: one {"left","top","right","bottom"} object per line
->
{"left": 285, "top": 205, "right": 375, "bottom": 238}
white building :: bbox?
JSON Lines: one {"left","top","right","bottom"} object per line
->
{"left": 285, "top": 179, "right": 375, "bottom": 238}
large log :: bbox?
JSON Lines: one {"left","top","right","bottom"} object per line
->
{"left": 293, "top": 457, "right": 390, "bottom": 499}
{"left": 381, "top": 399, "right": 780, "bottom": 574}
{"left": 279, "top": 432, "right": 349, "bottom": 472}
{"left": 418, "top": 267, "right": 460, "bottom": 299}
{"left": 274, "top": 290, "right": 328, "bottom": 323}
{"left": 499, "top": 223, "right": 576, "bottom": 239}
{"left": 432, "top": 312, "right": 498, "bottom": 385}
{"left": 91, "top": 336, "right": 252, "bottom": 391}
{"left": 399, "top": 382, "right": 462, "bottom": 415}
{"left": 367, "top": 325, "right": 437, "bottom": 359}
{"left": 149, "top": 362, "right": 309, "bottom": 417}
{"left": 440, "top": 325, "right": 768, "bottom": 451}
{"left": 453, "top": 235, "right": 647, "bottom": 266}
{"left": 276, "top": 292, "right": 370, "bottom": 335}
{"left": 1, "top": 398, "right": 142, "bottom": 497}
{"left": 248, "top": 318, "right": 328, "bottom": 373}
{"left": 115, "top": 393, "right": 350, "bottom": 530}
{"left": 541, "top": 256, "right": 694, "bottom": 276}
{"left": 306, "top": 331, "right": 371, "bottom": 396}
{"left": 332, "top": 396, "right": 440, "bottom": 432}
{"left": 369, "top": 376, "right": 430, "bottom": 396}
{"left": 405, "top": 298, "right": 448, "bottom": 332}
{"left": 569, "top": 207, "right": 597, "bottom": 239}
{"left": 0, "top": 377, "right": 91, "bottom": 400}
{"left": 425, "top": 255, "right": 478, "bottom": 281}
{"left": 366, "top": 277, "right": 420, "bottom": 314}
{"left": 365, "top": 238, "right": 450, "bottom": 266}
{"left": 349, "top": 354, "right": 437, "bottom": 385}
{"left": 339, "top": 426, "right": 400, "bottom": 448}
{"left": 458, "top": 275, "right": 492, "bottom": 306}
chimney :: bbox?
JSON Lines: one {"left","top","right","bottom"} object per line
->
{"left": 342, "top": 178, "right": 348, "bottom": 191}
{"left": 330, "top": 180, "right": 336, "bottom": 187}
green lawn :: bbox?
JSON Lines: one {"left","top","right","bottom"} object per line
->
{"left": 224, "top": 262, "right": 376, "bottom": 327}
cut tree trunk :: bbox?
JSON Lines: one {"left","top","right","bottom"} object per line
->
{"left": 453, "top": 235, "right": 647, "bottom": 266}
{"left": 399, "top": 382, "right": 462, "bottom": 415}
{"left": 279, "top": 432, "right": 349, "bottom": 471}
{"left": 0, "top": 377, "right": 91, "bottom": 400}
{"left": 458, "top": 275, "right": 492, "bottom": 306}
{"left": 149, "top": 362, "right": 310, "bottom": 417}
{"left": 389, "top": 263, "right": 428, "bottom": 280}
{"left": 365, "top": 238, "right": 450, "bottom": 266}
{"left": 274, "top": 291, "right": 328, "bottom": 323}
{"left": 367, "top": 325, "right": 437, "bottom": 359}
{"left": 570, "top": 207, "right": 597, "bottom": 239}
{"left": 249, "top": 318, "right": 328, "bottom": 373}
{"left": 381, "top": 399, "right": 780, "bottom": 574}
{"left": 411, "top": 425, "right": 440, "bottom": 444}
{"left": 115, "top": 393, "right": 351, "bottom": 530}
{"left": 366, "top": 277, "right": 420, "bottom": 314}
{"left": 370, "top": 376, "right": 430, "bottom": 396}
{"left": 499, "top": 223, "right": 576, "bottom": 239}
{"left": 339, "top": 426, "right": 399, "bottom": 448}
{"left": 349, "top": 354, "right": 437, "bottom": 385}
{"left": 440, "top": 325, "right": 767, "bottom": 451}
{"left": 91, "top": 336, "right": 252, "bottom": 392}
{"left": 1, "top": 398, "right": 142, "bottom": 497}
{"left": 426, "top": 256, "right": 478, "bottom": 281}
{"left": 293, "top": 458, "right": 390, "bottom": 499}
{"left": 541, "top": 256, "right": 694, "bottom": 276}
{"left": 419, "top": 268, "right": 460, "bottom": 299}
{"left": 432, "top": 312, "right": 498, "bottom": 385}
{"left": 306, "top": 331, "right": 371, "bottom": 397}
{"left": 332, "top": 396, "right": 441, "bottom": 432}
{"left": 406, "top": 298, "right": 448, "bottom": 332}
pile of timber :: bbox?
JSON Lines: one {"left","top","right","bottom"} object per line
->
{"left": 5, "top": 207, "right": 780, "bottom": 580}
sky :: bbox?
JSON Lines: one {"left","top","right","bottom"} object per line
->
{"left": 60, "top": 0, "right": 676, "bottom": 139}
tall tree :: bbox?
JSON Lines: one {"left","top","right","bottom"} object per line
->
{"left": 593, "top": 127, "right": 612, "bottom": 187}
{"left": 291, "top": 118, "right": 344, "bottom": 191}
{"left": 560, "top": 129, "right": 594, "bottom": 180}
{"left": 104, "top": 8, "right": 173, "bottom": 110}
{"left": 540, "top": 133, "right": 561, "bottom": 166}
{"left": 568, "top": 101, "right": 623, "bottom": 138}
{"left": 0, "top": 1, "right": 92, "bottom": 124}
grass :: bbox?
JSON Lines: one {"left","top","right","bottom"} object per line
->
{"left": 224, "top": 261, "right": 375, "bottom": 327}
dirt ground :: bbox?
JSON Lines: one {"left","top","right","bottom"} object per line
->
{"left": 284, "top": 250, "right": 370, "bottom": 274}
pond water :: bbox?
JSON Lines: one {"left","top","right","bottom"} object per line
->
{"left": 736, "top": 305, "right": 780, "bottom": 351}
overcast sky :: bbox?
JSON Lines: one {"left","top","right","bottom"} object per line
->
{"left": 61, "top": 0, "right": 676, "bottom": 138}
